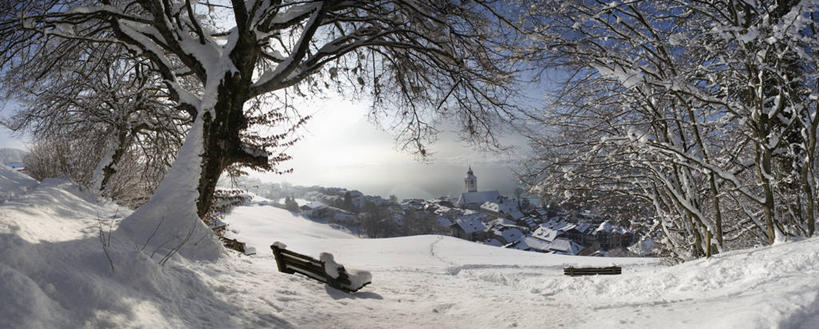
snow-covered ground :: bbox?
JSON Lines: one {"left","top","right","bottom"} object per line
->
{"left": 275, "top": 197, "right": 310, "bottom": 206}
{"left": 1, "top": 164, "right": 818, "bottom": 328}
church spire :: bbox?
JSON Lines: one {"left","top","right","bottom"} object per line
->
{"left": 464, "top": 166, "right": 477, "bottom": 192}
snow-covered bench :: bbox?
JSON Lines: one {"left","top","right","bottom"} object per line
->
{"left": 563, "top": 266, "right": 621, "bottom": 276}
{"left": 270, "top": 242, "right": 371, "bottom": 292}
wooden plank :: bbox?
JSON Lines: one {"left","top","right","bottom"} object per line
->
{"left": 279, "top": 248, "right": 319, "bottom": 263}
{"left": 281, "top": 256, "right": 324, "bottom": 274}
{"left": 280, "top": 253, "right": 323, "bottom": 268}
{"left": 564, "top": 266, "right": 622, "bottom": 276}
{"left": 285, "top": 263, "right": 329, "bottom": 283}
{"left": 567, "top": 268, "right": 619, "bottom": 272}
{"left": 564, "top": 270, "right": 621, "bottom": 275}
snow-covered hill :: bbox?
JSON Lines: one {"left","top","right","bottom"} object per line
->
{"left": 1, "top": 164, "right": 817, "bottom": 328}
{"left": 0, "top": 147, "right": 27, "bottom": 164}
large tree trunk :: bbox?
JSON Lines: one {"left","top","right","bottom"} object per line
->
{"left": 118, "top": 29, "right": 266, "bottom": 261}
{"left": 90, "top": 127, "right": 129, "bottom": 193}
{"left": 195, "top": 73, "right": 268, "bottom": 217}
{"left": 195, "top": 29, "right": 266, "bottom": 217}
{"left": 100, "top": 126, "right": 133, "bottom": 192}
{"left": 756, "top": 141, "right": 777, "bottom": 245}
{"left": 116, "top": 117, "right": 223, "bottom": 261}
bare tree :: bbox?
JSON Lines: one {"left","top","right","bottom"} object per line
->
{"left": 1, "top": 0, "right": 520, "bottom": 259}
{"left": 2, "top": 38, "right": 188, "bottom": 201}
{"left": 517, "top": 0, "right": 818, "bottom": 258}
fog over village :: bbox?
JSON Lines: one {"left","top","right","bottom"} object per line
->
{"left": 246, "top": 97, "right": 527, "bottom": 200}
{"left": 2, "top": 1, "right": 819, "bottom": 328}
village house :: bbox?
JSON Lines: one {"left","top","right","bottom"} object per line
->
{"left": 479, "top": 197, "right": 525, "bottom": 222}
{"left": 510, "top": 236, "right": 586, "bottom": 255}
{"left": 450, "top": 212, "right": 490, "bottom": 241}
{"left": 300, "top": 201, "right": 356, "bottom": 223}
{"left": 590, "top": 220, "right": 635, "bottom": 250}
{"left": 484, "top": 218, "right": 527, "bottom": 245}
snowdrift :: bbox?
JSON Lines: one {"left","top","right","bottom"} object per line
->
{"left": 1, "top": 164, "right": 818, "bottom": 328}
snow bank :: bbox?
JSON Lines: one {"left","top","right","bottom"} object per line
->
{"left": 3, "top": 164, "right": 819, "bottom": 329}
{"left": 0, "top": 166, "right": 246, "bottom": 328}
{"left": 222, "top": 202, "right": 819, "bottom": 328}
{"left": 0, "top": 163, "right": 38, "bottom": 202}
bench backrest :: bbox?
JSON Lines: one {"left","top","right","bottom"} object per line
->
{"left": 271, "top": 245, "right": 329, "bottom": 282}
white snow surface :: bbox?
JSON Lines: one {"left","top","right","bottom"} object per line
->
{"left": 320, "top": 252, "right": 341, "bottom": 279}
{"left": 1, "top": 166, "right": 819, "bottom": 328}
{"left": 319, "top": 252, "right": 371, "bottom": 290}
{"left": 0, "top": 163, "right": 38, "bottom": 202}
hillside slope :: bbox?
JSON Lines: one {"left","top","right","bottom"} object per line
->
{"left": 0, "top": 164, "right": 817, "bottom": 328}
{"left": 0, "top": 147, "right": 27, "bottom": 164}
{"left": 224, "top": 202, "right": 819, "bottom": 329}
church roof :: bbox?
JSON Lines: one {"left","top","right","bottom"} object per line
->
{"left": 456, "top": 190, "right": 500, "bottom": 207}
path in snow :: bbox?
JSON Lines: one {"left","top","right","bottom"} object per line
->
{"left": 222, "top": 202, "right": 819, "bottom": 329}
{"left": 1, "top": 165, "right": 817, "bottom": 329}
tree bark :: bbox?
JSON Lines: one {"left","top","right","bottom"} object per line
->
{"left": 195, "top": 30, "right": 268, "bottom": 217}
{"left": 99, "top": 126, "right": 133, "bottom": 192}
{"left": 755, "top": 140, "right": 777, "bottom": 245}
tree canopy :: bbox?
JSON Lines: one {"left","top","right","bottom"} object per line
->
{"left": 1, "top": 0, "right": 522, "bottom": 260}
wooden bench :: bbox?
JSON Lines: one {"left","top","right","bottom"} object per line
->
{"left": 270, "top": 243, "right": 371, "bottom": 292}
{"left": 563, "top": 266, "right": 622, "bottom": 276}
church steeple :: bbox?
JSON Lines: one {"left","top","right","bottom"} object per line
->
{"left": 464, "top": 166, "right": 477, "bottom": 192}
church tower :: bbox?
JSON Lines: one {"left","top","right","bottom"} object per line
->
{"left": 464, "top": 166, "right": 477, "bottom": 192}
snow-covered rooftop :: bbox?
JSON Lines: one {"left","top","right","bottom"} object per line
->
{"left": 456, "top": 190, "right": 500, "bottom": 207}
{"left": 479, "top": 197, "right": 525, "bottom": 220}
{"left": 549, "top": 238, "right": 585, "bottom": 255}
{"left": 532, "top": 226, "right": 561, "bottom": 242}
{"left": 512, "top": 236, "right": 553, "bottom": 252}
{"left": 453, "top": 216, "right": 488, "bottom": 234}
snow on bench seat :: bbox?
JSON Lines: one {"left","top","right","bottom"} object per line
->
{"left": 271, "top": 242, "right": 371, "bottom": 292}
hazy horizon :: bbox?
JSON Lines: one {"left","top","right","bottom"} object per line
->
{"left": 250, "top": 162, "right": 521, "bottom": 201}
{"left": 3, "top": 96, "right": 529, "bottom": 201}
{"left": 244, "top": 95, "right": 529, "bottom": 200}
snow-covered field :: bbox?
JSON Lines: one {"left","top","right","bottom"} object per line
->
{"left": 1, "top": 164, "right": 818, "bottom": 328}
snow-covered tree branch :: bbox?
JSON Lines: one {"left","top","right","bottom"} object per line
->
{"left": 517, "top": 0, "right": 819, "bottom": 258}
{"left": 1, "top": 0, "right": 521, "bottom": 260}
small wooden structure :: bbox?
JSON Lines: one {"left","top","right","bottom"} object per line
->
{"left": 219, "top": 237, "right": 256, "bottom": 255}
{"left": 270, "top": 244, "right": 370, "bottom": 292}
{"left": 220, "top": 237, "right": 246, "bottom": 253}
{"left": 563, "top": 266, "right": 622, "bottom": 276}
